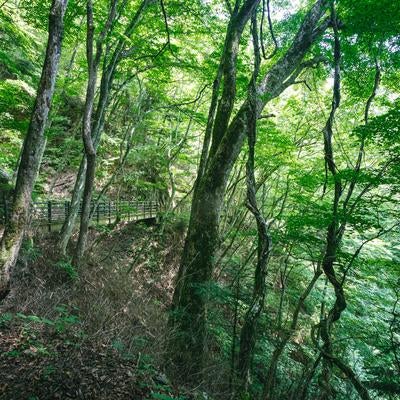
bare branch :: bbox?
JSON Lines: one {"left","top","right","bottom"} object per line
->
{"left": 159, "top": 0, "right": 174, "bottom": 55}
{"left": 260, "top": 0, "right": 278, "bottom": 59}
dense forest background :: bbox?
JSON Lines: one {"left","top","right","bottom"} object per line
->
{"left": 0, "top": 0, "right": 399, "bottom": 399}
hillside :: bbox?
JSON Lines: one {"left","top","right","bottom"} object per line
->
{"left": 0, "top": 220, "right": 191, "bottom": 400}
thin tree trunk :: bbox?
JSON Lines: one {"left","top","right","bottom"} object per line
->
{"left": 276, "top": 251, "right": 291, "bottom": 332}
{"left": 229, "top": 276, "right": 241, "bottom": 397}
{"left": 73, "top": 154, "right": 95, "bottom": 264}
{"left": 298, "top": 353, "right": 323, "bottom": 400}
{"left": 236, "top": 12, "right": 272, "bottom": 394}
{"left": 59, "top": 156, "right": 87, "bottom": 255}
{"left": 58, "top": 0, "right": 152, "bottom": 255}
{"left": 389, "top": 282, "right": 400, "bottom": 375}
{"left": 315, "top": 8, "right": 376, "bottom": 399}
{"left": 263, "top": 265, "right": 322, "bottom": 399}
{"left": 73, "top": 0, "right": 113, "bottom": 265}
{"left": 0, "top": 0, "right": 68, "bottom": 299}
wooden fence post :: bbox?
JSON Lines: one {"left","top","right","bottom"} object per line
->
{"left": 47, "top": 200, "right": 52, "bottom": 232}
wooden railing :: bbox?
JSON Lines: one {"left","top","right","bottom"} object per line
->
{"left": 0, "top": 198, "right": 161, "bottom": 231}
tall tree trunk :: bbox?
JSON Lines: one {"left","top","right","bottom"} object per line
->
{"left": 236, "top": 12, "right": 271, "bottom": 394}
{"left": 73, "top": 155, "right": 96, "bottom": 264}
{"left": 58, "top": 62, "right": 112, "bottom": 256}
{"left": 314, "top": 8, "right": 378, "bottom": 399}
{"left": 169, "top": 0, "right": 261, "bottom": 379}
{"left": 0, "top": 0, "right": 68, "bottom": 300}
{"left": 316, "top": 9, "right": 347, "bottom": 397}
{"left": 169, "top": 0, "right": 332, "bottom": 379}
{"left": 72, "top": 0, "right": 102, "bottom": 266}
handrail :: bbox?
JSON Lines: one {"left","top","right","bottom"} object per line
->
{"left": 0, "top": 198, "right": 161, "bottom": 231}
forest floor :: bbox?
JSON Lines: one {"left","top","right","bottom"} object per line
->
{"left": 0, "top": 218, "right": 197, "bottom": 400}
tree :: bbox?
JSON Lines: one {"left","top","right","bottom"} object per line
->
{"left": 72, "top": 0, "right": 119, "bottom": 265}
{"left": 170, "top": 0, "right": 333, "bottom": 379}
{"left": 0, "top": 0, "right": 68, "bottom": 300}
{"left": 59, "top": 0, "right": 158, "bottom": 257}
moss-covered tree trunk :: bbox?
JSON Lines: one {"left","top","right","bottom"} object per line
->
{"left": 0, "top": 0, "right": 68, "bottom": 300}
{"left": 169, "top": 0, "right": 261, "bottom": 378}
{"left": 169, "top": 0, "right": 332, "bottom": 379}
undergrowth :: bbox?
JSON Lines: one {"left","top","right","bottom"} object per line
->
{"left": 0, "top": 219, "right": 201, "bottom": 400}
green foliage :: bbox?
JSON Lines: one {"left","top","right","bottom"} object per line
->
{"left": 0, "top": 312, "right": 13, "bottom": 327}
{"left": 1, "top": 0, "right": 400, "bottom": 399}
{"left": 21, "top": 239, "right": 41, "bottom": 263}
{"left": 360, "top": 102, "right": 400, "bottom": 154}
{"left": 151, "top": 393, "right": 186, "bottom": 400}
{"left": 0, "top": 8, "right": 41, "bottom": 81}
{"left": 55, "top": 258, "right": 78, "bottom": 280}
{"left": 14, "top": 305, "right": 80, "bottom": 335}
{"left": 53, "top": 305, "right": 80, "bottom": 333}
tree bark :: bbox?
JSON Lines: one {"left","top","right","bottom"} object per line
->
{"left": 59, "top": 156, "right": 86, "bottom": 255}
{"left": 0, "top": 0, "right": 68, "bottom": 300}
